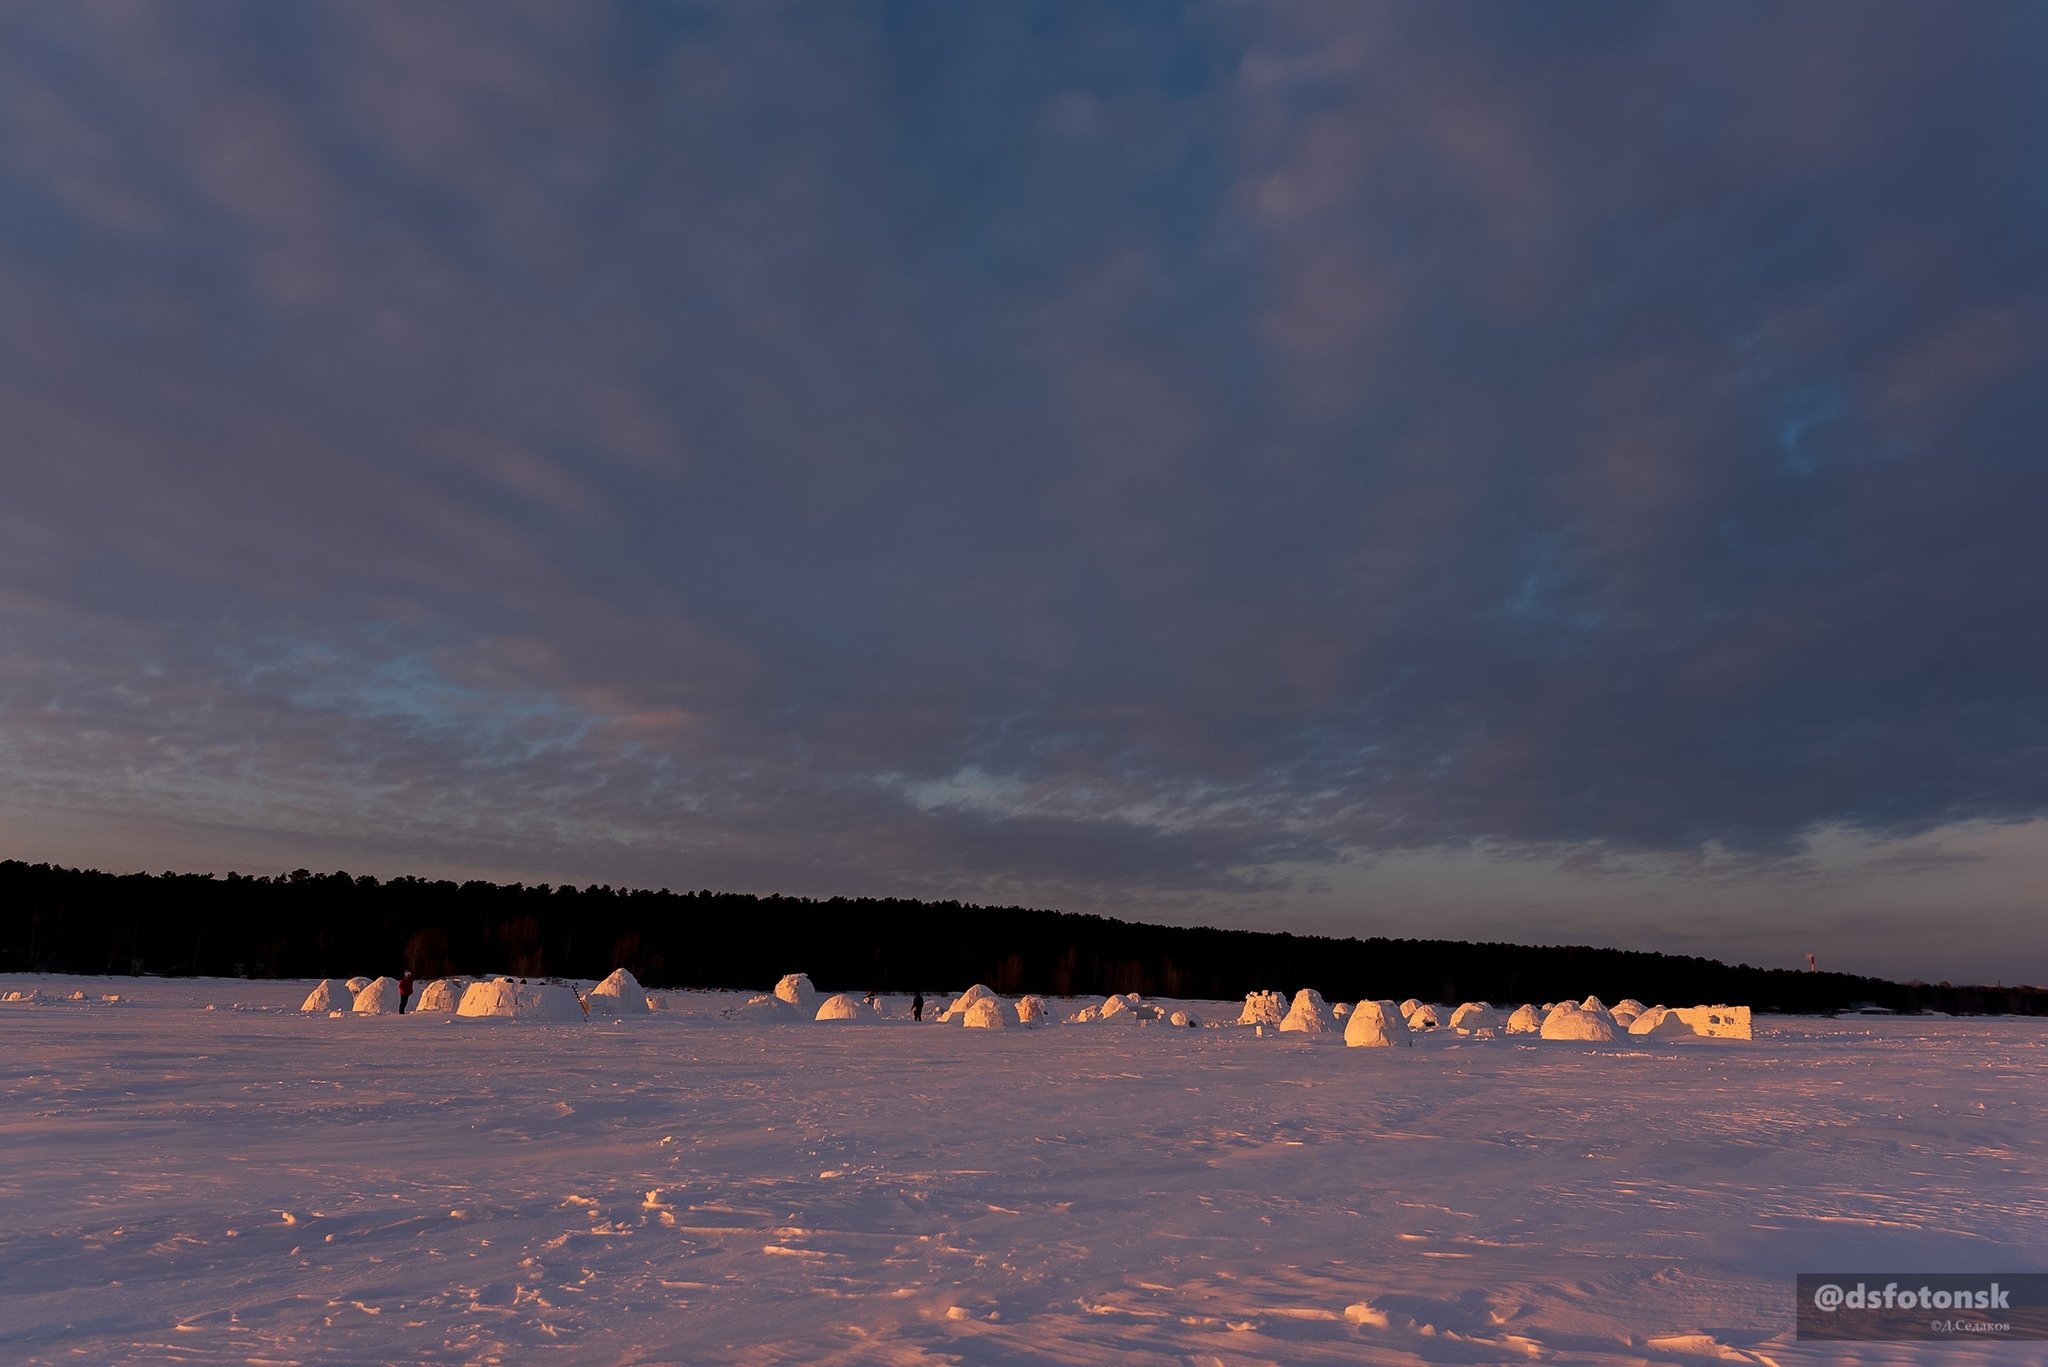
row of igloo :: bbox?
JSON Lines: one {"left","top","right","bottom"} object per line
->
{"left": 301, "top": 968, "right": 655, "bottom": 1020}
{"left": 725, "top": 976, "right": 1201, "bottom": 1028}
{"left": 1237, "top": 989, "right": 1750, "bottom": 1043}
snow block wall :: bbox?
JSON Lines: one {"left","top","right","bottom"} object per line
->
{"left": 1238, "top": 991, "right": 1287, "bottom": 1027}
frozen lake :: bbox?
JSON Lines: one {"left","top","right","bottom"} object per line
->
{"left": 3, "top": 976, "right": 2044, "bottom": 1365}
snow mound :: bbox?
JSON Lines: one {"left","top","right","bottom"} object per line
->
{"left": 345, "top": 977, "right": 371, "bottom": 993}
{"left": 774, "top": 973, "right": 819, "bottom": 1017}
{"left": 1016, "top": 994, "right": 1050, "bottom": 1026}
{"left": 1405, "top": 1003, "right": 1442, "bottom": 1031}
{"left": 1331, "top": 1001, "right": 1352, "bottom": 1019}
{"left": 941, "top": 984, "right": 996, "bottom": 1023}
{"left": 1450, "top": 1001, "right": 1500, "bottom": 1036}
{"left": 586, "top": 968, "right": 651, "bottom": 1016}
{"left": 413, "top": 978, "right": 466, "bottom": 1013}
{"left": 1168, "top": 1010, "right": 1198, "bottom": 1027}
{"left": 728, "top": 993, "right": 801, "bottom": 1022}
{"left": 1505, "top": 1003, "right": 1543, "bottom": 1034}
{"left": 1615, "top": 998, "right": 1647, "bottom": 1017}
{"left": 300, "top": 980, "right": 346, "bottom": 1012}
{"left": 815, "top": 992, "right": 874, "bottom": 1022}
{"left": 1344, "top": 999, "right": 1412, "bottom": 1048}
{"left": 1398, "top": 998, "right": 1422, "bottom": 1017}
{"left": 1580, "top": 995, "right": 1607, "bottom": 1013}
{"left": 352, "top": 977, "right": 402, "bottom": 1015}
{"left": 456, "top": 978, "right": 586, "bottom": 1021}
{"left": 1238, "top": 991, "right": 1287, "bottom": 1027}
{"left": 962, "top": 997, "right": 1011, "bottom": 1029}
{"left": 1541, "top": 1002, "right": 1617, "bottom": 1041}
{"left": 1279, "top": 988, "right": 1335, "bottom": 1033}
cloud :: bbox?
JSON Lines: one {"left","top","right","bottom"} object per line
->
{"left": 1, "top": 1, "right": 2045, "bottom": 978}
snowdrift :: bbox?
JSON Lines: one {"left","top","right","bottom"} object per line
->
{"left": 728, "top": 993, "right": 801, "bottom": 1022}
{"left": 1279, "top": 988, "right": 1335, "bottom": 1034}
{"left": 353, "top": 977, "right": 402, "bottom": 1015}
{"left": 586, "top": 968, "right": 651, "bottom": 1016}
{"left": 456, "top": 978, "right": 586, "bottom": 1021}
{"left": 1344, "top": 999, "right": 1412, "bottom": 1047}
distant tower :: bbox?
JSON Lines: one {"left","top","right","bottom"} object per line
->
{"left": 1805, "top": 954, "right": 1817, "bottom": 972}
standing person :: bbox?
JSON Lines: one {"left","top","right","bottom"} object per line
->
{"left": 398, "top": 970, "right": 414, "bottom": 1014}
{"left": 911, "top": 990, "right": 923, "bottom": 1022}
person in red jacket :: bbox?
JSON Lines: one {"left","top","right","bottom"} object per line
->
{"left": 398, "top": 971, "right": 414, "bottom": 1014}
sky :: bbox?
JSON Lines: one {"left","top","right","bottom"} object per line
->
{"left": 2, "top": 2, "right": 2045, "bottom": 985}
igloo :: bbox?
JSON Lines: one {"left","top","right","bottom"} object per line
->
{"left": 1449, "top": 1001, "right": 1500, "bottom": 1036}
{"left": 1405, "top": 1003, "right": 1442, "bottom": 1031}
{"left": 962, "top": 997, "right": 1011, "bottom": 1029}
{"left": 1238, "top": 991, "right": 1287, "bottom": 1027}
{"left": 1279, "top": 988, "right": 1335, "bottom": 1034}
{"left": 1344, "top": 999, "right": 1412, "bottom": 1048}
{"left": 586, "top": 968, "right": 652, "bottom": 1016}
{"left": 1398, "top": 998, "right": 1422, "bottom": 1017}
{"left": 345, "top": 976, "right": 371, "bottom": 993}
{"left": 1016, "top": 994, "right": 1051, "bottom": 1026}
{"left": 774, "top": 973, "right": 820, "bottom": 1017}
{"left": 814, "top": 992, "right": 874, "bottom": 1021}
{"left": 940, "top": 984, "right": 995, "bottom": 1022}
{"left": 1540, "top": 1002, "right": 1617, "bottom": 1041}
{"left": 300, "top": 979, "right": 346, "bottom": 1012}
{"left": 413, "top": 978, "right": 467, "bottom": 1013}
{"left": 1505, "top": 1003, "right": 1543, "bottom": 1034}
{"left": 457, "top": 977, "right": 586, "bottom": 1021}
{"left": 353, "top": 977, "right": 402, "bottom": 1015}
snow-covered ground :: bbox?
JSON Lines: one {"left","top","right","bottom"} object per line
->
{"left": 3, "top": 976, "right": 2044, "bottom": 1365}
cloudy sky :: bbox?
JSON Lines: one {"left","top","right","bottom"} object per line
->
{"left": 3, "top": 2, "right": 2044, "bottom": 983}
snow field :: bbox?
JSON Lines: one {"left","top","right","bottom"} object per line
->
{"left": 2, "top": 975, "right": 2043, "bottom": 1366}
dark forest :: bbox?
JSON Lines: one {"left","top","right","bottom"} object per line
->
{"left": 2, "top": 861, "right": 2035, "bottom": 1015}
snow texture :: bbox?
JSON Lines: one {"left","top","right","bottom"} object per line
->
{"left": 586, "top": 968, "right": 650, "bottom": 1016}
{"left": 1279, "top": 988, "right": 1335, "bottom": 1034}
{"left": 0, "top": 975, "right": 2041, "bottom": 1365}
{"left": 1343, "top": 999, "right": 1412, "bottom": 1048}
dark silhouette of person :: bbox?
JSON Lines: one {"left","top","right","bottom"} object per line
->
{"left": 911, "top": 991, "right": 923, "bottom": 1021}
{"left": 398, "top": 970, "right": 414, "bottom": 1014}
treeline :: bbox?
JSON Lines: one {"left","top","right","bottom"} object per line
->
{"left": 1, "top": 860, "right": 2038, "bottom": 1015}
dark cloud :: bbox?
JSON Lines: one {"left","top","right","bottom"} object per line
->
{"left": 3, "top": 2, "right": 2046, "bottom": 961}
